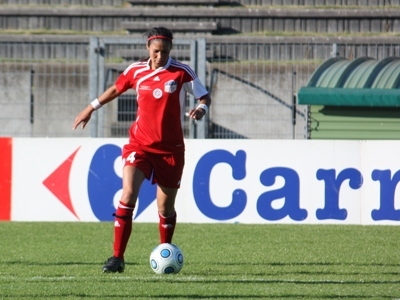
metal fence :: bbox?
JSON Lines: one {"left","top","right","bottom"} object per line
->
{"left": 1, "top": 36, "right": 400, "bottom": 139}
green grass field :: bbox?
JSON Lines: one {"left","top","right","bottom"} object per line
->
{"left": 0, "top": 222, "right": 399, "bottom": 300}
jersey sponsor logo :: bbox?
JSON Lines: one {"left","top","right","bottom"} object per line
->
{"left": 139, "top": 85, "right": 151, "bottom": 90}
{"left": 153, "top": 88, "right": 162, "bottom": 99}
{"left": 164, "top": 80, "right": 177, "bottom": 93}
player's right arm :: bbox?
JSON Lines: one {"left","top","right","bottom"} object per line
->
{"left": 73, "top": 84, "right": 121, "bottom": 130}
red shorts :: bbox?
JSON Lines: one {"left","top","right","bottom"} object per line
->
{"left": 122, "top": 143, "right": 185, "bottom": 189}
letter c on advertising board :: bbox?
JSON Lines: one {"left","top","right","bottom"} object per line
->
{"left": 193, "top": 150, "right": 247, "bottom": 220}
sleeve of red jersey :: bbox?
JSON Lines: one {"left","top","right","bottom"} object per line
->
{"left": 115, "top": 70, "right": 135, "bottom": 94}
{"left": 183, "top": 77, "right": 209, "bottom": 99}
{"left": 180, "top": 65, "right": 209, "bottom": 99}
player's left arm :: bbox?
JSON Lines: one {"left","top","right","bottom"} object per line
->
{"left": 186, "top": 74, "right": 212, "bottom": 120}
{"left": 73, "top": 84, "right": 122, "bottom": 130}
{"left": 188, "top": 93, "right": 211, "bottom": 121}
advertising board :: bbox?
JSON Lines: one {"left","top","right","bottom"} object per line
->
{"left": 1, "top": 138, "right": 399, "bottom": 225}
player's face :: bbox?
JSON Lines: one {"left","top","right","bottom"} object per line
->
{"left": 147, "top": 40, "right": 172, "bottom": 70}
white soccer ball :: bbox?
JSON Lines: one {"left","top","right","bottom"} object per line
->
{"left": 149, "top": 243, "right": 184, "bottom": 274}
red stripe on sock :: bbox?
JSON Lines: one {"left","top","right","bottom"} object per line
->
{"left": 0, "top": 138, "right": 12, "bottom": 221}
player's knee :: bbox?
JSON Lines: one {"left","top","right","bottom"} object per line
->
{"left": 158, "top": 207, "right": 175, "bottom": 218}
{"left": 120, "top": 192, "right": 137, "bottom": 206}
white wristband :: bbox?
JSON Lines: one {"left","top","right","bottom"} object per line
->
{"left": 91, "top": 98, "right": 102, "bottom": 110}
{"left": 196, "top": 103, "right": 208, "bottom": 114}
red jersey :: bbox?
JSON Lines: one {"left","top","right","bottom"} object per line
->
{"left": 115, "top": 57, "right": 208, "bottom": 154}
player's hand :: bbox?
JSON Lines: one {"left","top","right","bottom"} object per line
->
{"left": 187, "top": 107, "right": 206, "bottom": 121}
{"left": 73, "top": 106, "right": 93, "bottom": 130}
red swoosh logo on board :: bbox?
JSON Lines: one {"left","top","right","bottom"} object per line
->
{"left": 43, "top": 147, "right": 81, "bottom": 220}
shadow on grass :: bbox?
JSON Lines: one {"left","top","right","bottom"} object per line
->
{"left": 209, "top": 261, "right": 400, "bottom": 267}
{"left": 3, "top": 260, "right": 397, "bottom": 267}
{"left": 0, "top": 294, "right": 397, "bottom": 299}
{"left": 0, "top": 260, "right": 138, "bottom": 266}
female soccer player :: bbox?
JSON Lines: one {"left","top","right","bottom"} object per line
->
{"left": 73, "top": 27, "right": 211, "bottom": 273}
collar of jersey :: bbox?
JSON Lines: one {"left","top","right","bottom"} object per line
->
{"left": 147, "top": 57, "right": 172, "bottom": 71}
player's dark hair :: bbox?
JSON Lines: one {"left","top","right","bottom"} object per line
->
{"left": 145, "top": 27, "right": 173, "bottom": 48}
{"left": 140, "top": 27, "right": 173, "bottom": 62}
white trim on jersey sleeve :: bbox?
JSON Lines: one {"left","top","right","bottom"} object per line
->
{"left": 183, "top": 77, "right": 208, "bottom": 99}
{"left": 123, "top": 61, "right": 148, "bottom": 76}
{"left": 170, "top": 59, "right": 196, "bottom": 78}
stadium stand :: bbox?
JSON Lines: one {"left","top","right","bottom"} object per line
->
{"left": 121, "top": 21, "right": 219, "bottom": 35}
{"left": 127, "top": 0, "right": 221, "bottom": 5}
{"left": 117, "top": 48, "right": 215, "bottom": 60}
{"left": 0, "top": 4, "right": 399, "bottom": 35}
{"left": 1, "top": 0, "right": 399, "bottom": 5}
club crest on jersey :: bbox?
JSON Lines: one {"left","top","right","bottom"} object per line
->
{"left": 164, "top": 80, "right": 177, "bottom": 93}
{"left": 153, "top": 88, "right": 162, "bottom": 99}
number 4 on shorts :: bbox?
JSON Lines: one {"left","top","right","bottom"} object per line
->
{"left": 127, "top": 152, "right": 136, "bottom": 163}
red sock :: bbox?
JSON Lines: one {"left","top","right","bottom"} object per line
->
{"left": 113, "top": 201, "right": 134, "bottom": 259}
{"left": 159, "top": 211, "right": 177, "bottom": 244}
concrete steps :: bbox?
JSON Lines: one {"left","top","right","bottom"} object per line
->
{"left": 121, "top": 21, "right": 219, "bottom": 36}
{"left": 0, "top": 6, "right": 399, "bottom": 35}
{"left": 1, "top": 34, "right": 399, "bottom": 62}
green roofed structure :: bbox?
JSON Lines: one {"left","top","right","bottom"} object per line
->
{"left": 297, "top": 57, "right": 400, "bottom": 139}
